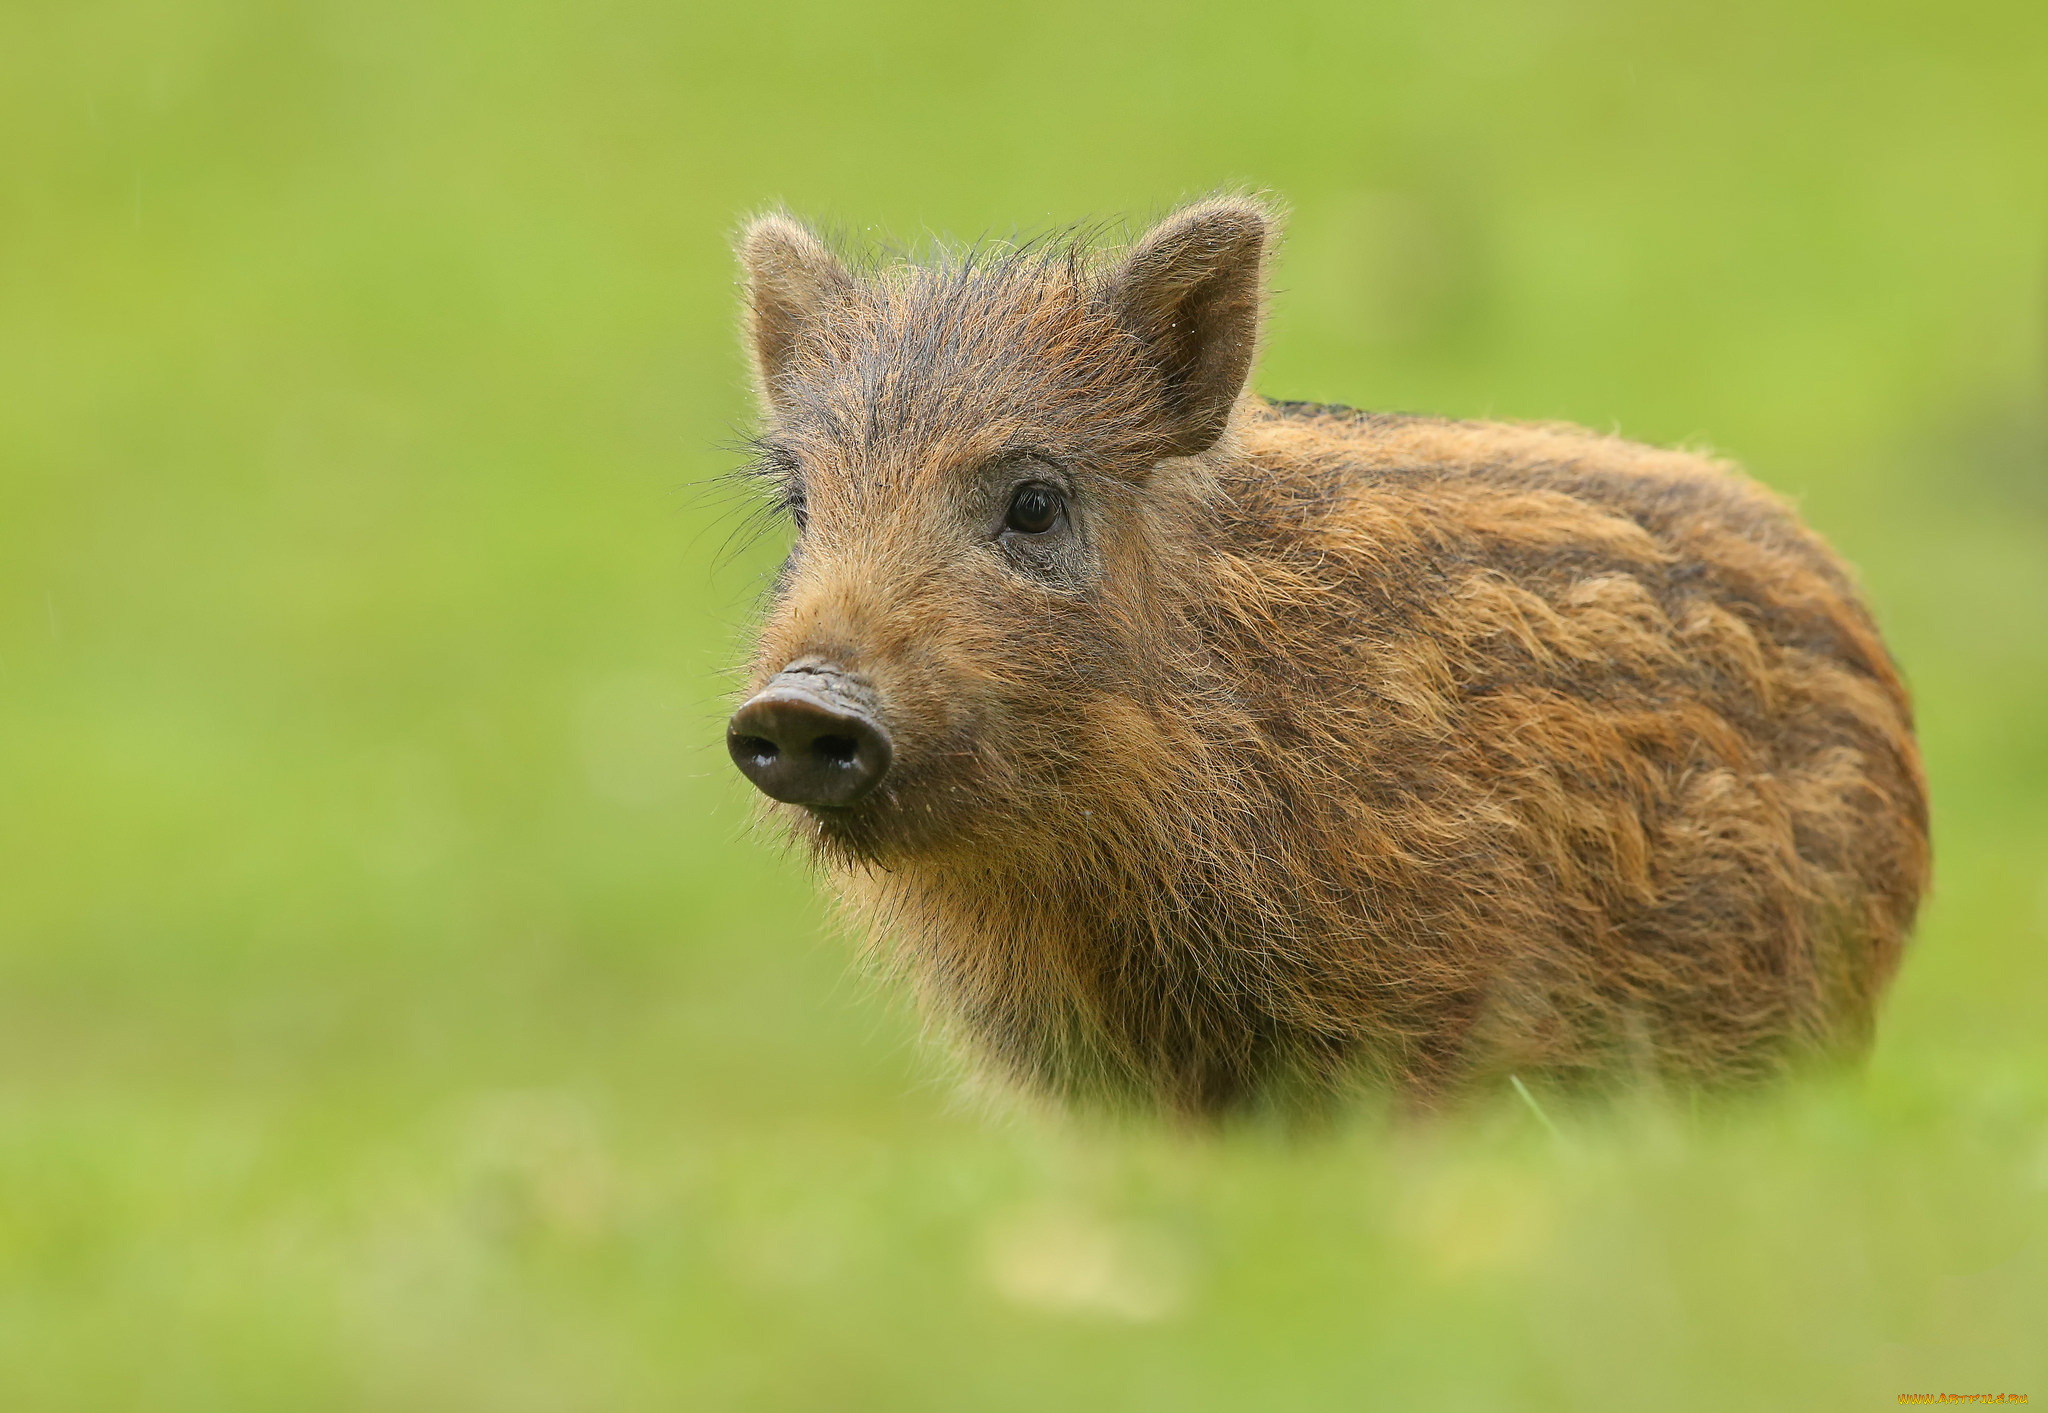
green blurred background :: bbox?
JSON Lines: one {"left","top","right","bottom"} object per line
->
{"left": 3, "top": 0, "right": 2045, "bottom": 1406}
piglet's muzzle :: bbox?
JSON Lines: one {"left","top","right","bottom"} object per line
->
{"left": 727, "top": 663, "right": 893, "bottom": 807}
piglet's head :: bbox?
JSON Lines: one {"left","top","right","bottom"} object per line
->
{"left": 725, "top": 199, "right": 1277, "bottom": 861}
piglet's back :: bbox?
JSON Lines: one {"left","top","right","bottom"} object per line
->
{"left": 1204, "top": 401, "right": 1929, "bottom": 1088}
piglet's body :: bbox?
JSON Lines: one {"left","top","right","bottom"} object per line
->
{"left": 725, "top": 198, "right": 1929, "bottom": 1117}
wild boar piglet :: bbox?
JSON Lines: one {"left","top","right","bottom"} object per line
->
{"left": 724, "top": 196, "right": 1929, "bottom": 1118}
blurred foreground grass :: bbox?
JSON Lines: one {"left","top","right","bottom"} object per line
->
{"left": 2, "top": 0, "right": 2046, "bottom": 1406}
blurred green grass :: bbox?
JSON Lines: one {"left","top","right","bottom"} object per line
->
{"left": 2, "top": 0, "right": 2046, "bottom": 1406}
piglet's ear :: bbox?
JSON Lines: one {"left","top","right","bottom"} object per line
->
{"left": 1106, "top": 197, "right": 1277, "bottom": 456}
{"left": 738, "top": 213, "right": 854, "bottom": 408}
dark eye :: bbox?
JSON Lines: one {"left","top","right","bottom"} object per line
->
{"left": 1005, "top": 483, "right": 1063, "bottom": 535}
{"left": 785, "top": 488, "right": 808, "bottom": 533}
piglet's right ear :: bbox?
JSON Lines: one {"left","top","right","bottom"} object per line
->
{"left": 1107, "top": 197, "right": 1276, "bottom": 457}
{"left": 738, "top": 214, "right": 854, "bottom": 407}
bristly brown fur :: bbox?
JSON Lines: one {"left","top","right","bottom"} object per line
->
{"left": 727, "top": 196, "right": 1930, "bottom": 1120}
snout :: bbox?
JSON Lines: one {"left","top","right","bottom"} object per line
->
{"left": 727, "top": 665, "right": 893, "bottom": 807}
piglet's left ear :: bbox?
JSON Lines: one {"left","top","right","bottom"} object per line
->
{"left": 1106, "top": 196, "right": 1278, "bottom": 457}
{"left": 738, "top": 213, "right": 855, "bottom": 413}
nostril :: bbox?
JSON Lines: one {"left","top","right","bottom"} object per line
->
{"left": 813, "top": 734, "right": 858, "bottom": 766}
{"left": 732, "top": 734, "right": 779, "bottom": 766}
